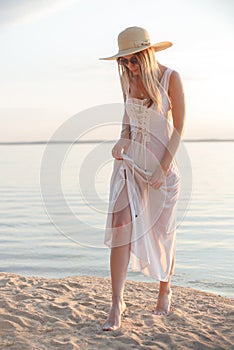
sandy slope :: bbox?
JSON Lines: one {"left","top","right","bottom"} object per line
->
{"left": 0, "top": 273, "right": 233, "bottom": 350}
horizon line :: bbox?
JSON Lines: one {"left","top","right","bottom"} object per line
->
{"left": 0, "top": 138, "right": 234, "bottom": 145}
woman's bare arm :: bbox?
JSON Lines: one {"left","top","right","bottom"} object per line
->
{"left": 120, "top": 109, "right": 131, "bottom": 140}
{"left": 160, "top": 70, "right": 186, "bottom": 173}
{"left": 112, "top": 109, "right": 131, "bottom": 160}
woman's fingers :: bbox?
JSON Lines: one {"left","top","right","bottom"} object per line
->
{"left": 150, "top": 181, "right": 162, "bottom": 189}
{"left": 111, "top": 139, "right": 130, "bottom": 159}
{"left": 149, "top": 168, "right": 165, "bottom": 189}
{"left": 112, "top": 146, "right": 122, "bottom": 159}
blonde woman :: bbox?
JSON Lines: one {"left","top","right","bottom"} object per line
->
{"left": 100, "top": 26, "right": 186, "bottom": 331}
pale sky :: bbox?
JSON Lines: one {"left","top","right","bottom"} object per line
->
{"left": 0, "top": 0, "right": 233, "bottom": 141}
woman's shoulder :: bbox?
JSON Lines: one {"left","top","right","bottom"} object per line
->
{"left": 158, "top": 64, "right": 177, "bottom": 82}
{"left": 167, "top": 69, "right": 185, "bottom": 104}
{"left": 158, "top": 63, "right": 184, "bottom": 98}
{"left": 168, "top": 69, "right": 184, "bottom": 93}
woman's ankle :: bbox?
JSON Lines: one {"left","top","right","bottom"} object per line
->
{"left": 159, "top": 282, "right": 171, "bottom": 294}
{"left": 112, "top": 294, "right": 124, "bottom": 301}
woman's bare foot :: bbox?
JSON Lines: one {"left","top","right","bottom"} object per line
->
{"left": 102, "top": 297, "right": 127, "bottom": 331}
{"left": 153, "top": 288, "right": 172, "bottom": 315}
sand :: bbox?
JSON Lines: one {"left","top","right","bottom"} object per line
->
{"left": 0, "top": 272, "right": 233, "bottom": 350}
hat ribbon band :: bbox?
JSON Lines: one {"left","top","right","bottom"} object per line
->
{"left": 134, "top": 39, "right": 150, "bottom": 47}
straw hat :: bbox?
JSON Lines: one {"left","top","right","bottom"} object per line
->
{"left": 99, "top": 26, "right": 172, "bottom": 60}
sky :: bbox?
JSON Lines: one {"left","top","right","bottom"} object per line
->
{"left": 0, "top": 0, "right": 233, "bottom": 141}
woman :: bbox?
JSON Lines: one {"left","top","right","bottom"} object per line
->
{"left": 100, "top": 26, "right": 186, "bottom": 331}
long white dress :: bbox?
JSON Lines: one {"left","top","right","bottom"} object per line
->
{"left": 104, "top": 68, "right": 180, "bottom": 282}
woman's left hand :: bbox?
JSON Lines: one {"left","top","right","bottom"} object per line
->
{"left": 149, "top": 165, "right": 167, "bottom": 190}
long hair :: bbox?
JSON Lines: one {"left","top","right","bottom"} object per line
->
{"left": 117, "top": 47, "right": 170, "bottom": 112}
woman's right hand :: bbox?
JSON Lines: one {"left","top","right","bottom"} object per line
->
{"left": 111, "top": 138, "right": 130, "bottom": 160}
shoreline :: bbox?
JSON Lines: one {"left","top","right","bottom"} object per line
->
{"left": 0, "top": 138, "right": 234, "bottom": 145}
{"left": 0, "top": 272, "right": 233, "bottom": 350}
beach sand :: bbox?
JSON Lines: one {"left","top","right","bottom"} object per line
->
{"left": 0, "top": 273, "right": 233, "bottom": 350}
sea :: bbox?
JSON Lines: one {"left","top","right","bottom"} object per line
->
{"left": 0, "top": 141, "right": 233, "bottom": 298}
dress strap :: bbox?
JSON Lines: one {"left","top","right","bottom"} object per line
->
{"left": 160, "top": 68, "right": 173, "bottom": 93}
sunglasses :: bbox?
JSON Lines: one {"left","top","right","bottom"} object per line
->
{"left": 118, "top": 56, "right": 138, "bottom": 66}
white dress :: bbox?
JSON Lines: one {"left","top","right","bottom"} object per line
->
{"left": 104, "top": 68, "right": 180, "bottom": 282}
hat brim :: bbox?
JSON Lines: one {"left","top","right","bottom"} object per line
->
{"left": 99, "top": 41, "right": 173, "bottom": 60}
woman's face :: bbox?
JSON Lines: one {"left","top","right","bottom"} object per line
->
{"left": 119, "top": 54, "right": 140, "bottom": 76}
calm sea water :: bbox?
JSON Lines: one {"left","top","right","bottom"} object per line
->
{"left": 0, "top": 142, "right": 233, "bottom": 298}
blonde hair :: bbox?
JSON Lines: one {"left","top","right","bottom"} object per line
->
{"left": 117, "top": 47, "right": 170, "bottom": 112}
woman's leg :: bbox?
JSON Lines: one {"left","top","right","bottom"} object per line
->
{"left": 154, "top": 255, "right": 175, "bottom": 315}
{"left": 102, "top": 243, "right": 130, "bottom": 331}
{"left": 102, "top": 180, "right": 132, "bottom": 331}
